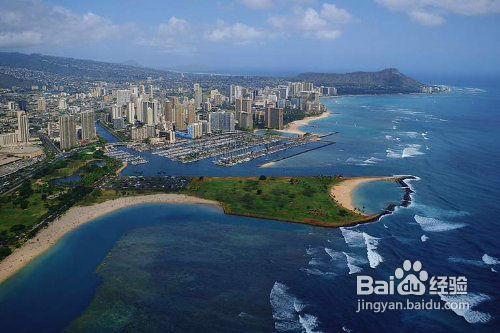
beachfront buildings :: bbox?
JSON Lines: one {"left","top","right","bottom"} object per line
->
{"left": 266, "top": 107, "right": 284, "bottom": 130}
{"left": 209, "top": 111, "right": 235, "bottom": 133}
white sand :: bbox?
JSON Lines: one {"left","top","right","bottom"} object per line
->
{"left": 330, "top": 177, "right": 397, "bottom": 215}
{"left": 279, "top": 111, "right": 332, "bottom": 135}
{"left": 0, "top": 194, "right": 220, "bottom": 284}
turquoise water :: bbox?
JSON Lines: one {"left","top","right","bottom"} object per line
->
{"left": 353, "top": 180, "right": 404, "bottom": 215}
{"left": 1, "top": 84, "right": 499, "bottom": 332}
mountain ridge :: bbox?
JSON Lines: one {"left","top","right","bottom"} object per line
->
{"left": 295, "top": 68, "right": 424, "bottom": 94}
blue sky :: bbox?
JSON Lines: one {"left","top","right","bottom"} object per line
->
{"left": 0, "top": 0, "right": 499, "bottom": 76}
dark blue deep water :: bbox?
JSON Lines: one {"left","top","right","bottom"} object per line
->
{"left": 0, "top": 84, "right": 499, "bottom": 332}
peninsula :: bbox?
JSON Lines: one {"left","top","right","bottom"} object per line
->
{"left": 0, "top": 175, "right": 414, "bottom": 284}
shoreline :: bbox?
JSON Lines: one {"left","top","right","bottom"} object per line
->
{"left": 279, "top": 110, "right": 332, "bottom": 136}
{"left": 330, "top": 176, "right": 415, "bottom": 216}
{"left": 0, "top": 194, "right": 221, "bottom": 285}
{"left": 0, "top": 176, "right": 417, "bottom": 285}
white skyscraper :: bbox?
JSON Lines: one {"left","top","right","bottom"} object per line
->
{"left": 126, "top": 102, "right": 135, "bottom": 124}
{"left": 111, "top": 104, "right": 121, "bottom": 119}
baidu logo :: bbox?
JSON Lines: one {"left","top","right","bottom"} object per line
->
{"left": 356, "top": 259, "right": 466, "bottom": 296}
{"left": 355, "top": 259, "right": 471, "bottom": 314}
{"left": 395, "top": 260, "right": 428, "bottom": 295}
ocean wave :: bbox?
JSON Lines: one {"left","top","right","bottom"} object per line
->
{"left": 340, "top": 228, "right": 365, "bottom": 248}
{"left": 386, "top": 144, "right": 424, "bottom": 158}
{"left": 363, "top": 233, "right": 383, "bottom": 268}
{"left": 299, "top": 314, "right": 321, "bottom": 333}
{"left": 363, "top": 157, "right": 383, "bottom": 165}
{"left": 340, "top": 228, "right": 382, "bottom": 269}
{"left": 439, "top": 293, "right": 492, "bottom": 324}
{"left": 414, "top": 215, "right": 466, "bottom": 232}
{"left": 448, "top": 257, "right": 484, "bottom": 267}
{"left": 324, "top": 248, "right": 345, "bottom": 261}
{"left": 402, "top": 144, "right": 425, "bottom": 158}
{"left": 301, "top": 268, "right": 336, "bottom": 277}
{"left": 386, "top": 148, "right": 401, "bottom": 159}
{"left": 343, "top": 252, "right": 363, "bottom": 274}
{"left": 412, "top": 204, "right": 469, "bottom": 219}
{"left": 270, "top": 282, "right": 322, "bottom": 332}
{"left": 403, "top": 131, "right": 420, "bottom": 138}
{"left": 482, "top": 254, "right": 499, "bottom": 265}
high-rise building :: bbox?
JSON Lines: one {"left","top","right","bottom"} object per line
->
{"left": 266, "top": 107, "right": 284, "bottom": 130}
{"left": 59, "top": 115, "right": 77, "bottom": 150}
{"left": 164, "top": 100, "right": 174, "bottom": 122}
{"left": 187, "top": 122, "right": 203, "bottom": 139}
{"left": 58, "top": 98, "right": 67, "bottom": 111}
{"left": 146, "top": 107, "right": 154, "bottom": 125}
{"left": 194, "top": 83, "right": 202, "bottom": 108}
{"left": 116, "top": 89, "right": 131, "bottom": 107}
{"left": 209, "top": 112, "right": 235, "bottom": 133}
{"left": 0, "top": 133, "right": 18, "bottom": 147}
{"left": 81, "top": 111, "right": 96, "bottom": 141}
{"left": 187, "top": 102, "right": 197, "bottom": 124}
{"left": 126, "top": 102, "right": 135, "bottom": 124}
{"left": 37, "top": 97, "right": 46, "bottom": 112}
{"left": 174, "top": 105, "right": 187, "bottom": 131}
{"left": 111, "top": 104, "right": 121, "bottom": 119}
{"left": 230, "top": 85, "right": 243, "bottom": 103}
{"left": 7, "top": 101, "right": 16, "bottom": 111}
{"left": 16, "top": 111, "right": 29, "bottom": 143}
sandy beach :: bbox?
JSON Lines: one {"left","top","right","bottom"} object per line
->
{"left": 0, "top": 194, "right": 220, "bottom": 285}
{"left": 330, "top": 177, "right": 397, "bottom": 215}
{"left": 279, "top": 111, "right": 332, "bottom": 135}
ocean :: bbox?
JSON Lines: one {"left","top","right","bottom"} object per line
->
{"left": 0, "top": 84, "right": 499, "bottom": 332}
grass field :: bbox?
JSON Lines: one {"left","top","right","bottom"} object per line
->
{"left": 184, "top": 176, "right": 362, "bottom": 226}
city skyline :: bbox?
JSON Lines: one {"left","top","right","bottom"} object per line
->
{"left": 0, "top": 0, "right": 499, "bottom": 76}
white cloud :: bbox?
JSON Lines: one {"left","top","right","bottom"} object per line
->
{"left": 205, "top": 22, "right": 265, "bottom": 44}
{"left": 376, "top": 0, "right": 500, "bottom": 26}
{"left": 409, "top": 10, "right": 445, "bottom": 26}
{"left": 0, "top": 0, "right": 130, "bottom": 48}
{"left": 321, "top": 3, "right": 353, "bottom": 23}
{"left": 268, "top": 3, "right": 352, "bottom": 41}
{"left": 137, "top": 17, "right": 196, "bottom": 54}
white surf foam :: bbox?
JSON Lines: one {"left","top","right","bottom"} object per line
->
{"left": 412, "top": 204, "right": 468, "bottom": 219}
{"left": 439, "top": 293, "right": 492, "bottom": 324}
{"left": 404, "top": 131, "right": 419, "bottom": 138}
{"left": 363, "top": 233, "right": 383, "bottom": 268}
{"left": 343, "top": 252, "right": 363, "bottom": 274}
{"left": 363, "top": 157, "right": 383, "bottom": 165}
{"left": 386, "top": 148, "right": 401, "bottom": 158}
{"left": 414, "top": 215, "right": 466, "bottom": 232}
{"left": 448, "top": 257, "right": 484, "bottom": 267}
{"left": 421, "top": 235, "right": 429, "bottom": 242}
{"left": 401, "top": 144, "right": 425, "bottom": 158}
{"left": 340, "top": 228, "right": 365, "bottom": 248}
{"left": 270, "top": 282, "right": 322, "bottom": 332}
{"left": 482, "top": 254, "right": 499, "bottom": 265}
{"left": 299, "top": 314, "right": 322, "bottom": 333}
